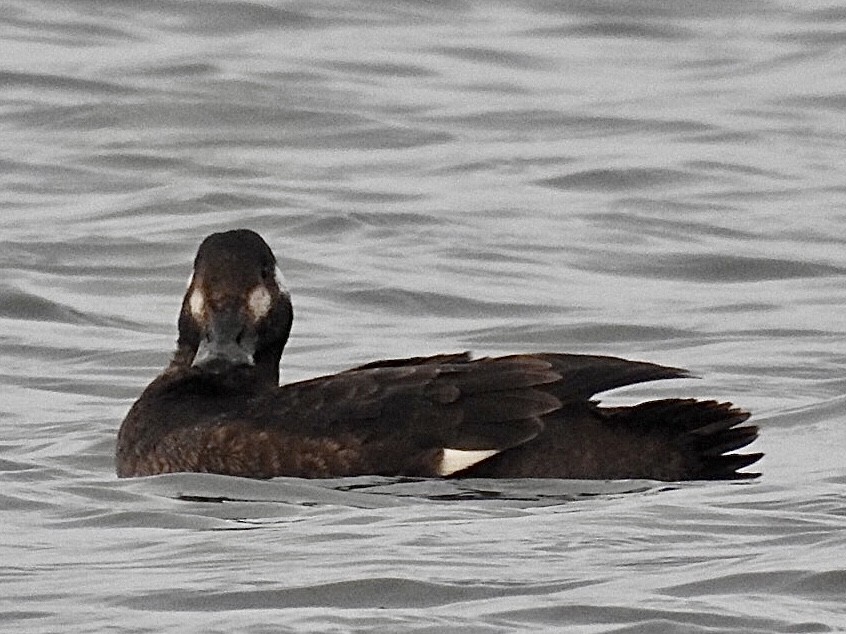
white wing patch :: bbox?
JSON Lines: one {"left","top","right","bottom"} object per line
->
{"left": 438, "top": 448, "right": 500, "bottom": 476}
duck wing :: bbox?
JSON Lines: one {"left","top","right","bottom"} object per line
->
{"left": 529, "top": 352, "right": 690, "bottom": 400}
{"left": 247, "top": 353, "right": 690, "bottom": 478}
{"left": 344, "top": 352, "right": 473, "bottom": 371}
{"left": 258, "top": 356, "right": 563, "bottom": 475}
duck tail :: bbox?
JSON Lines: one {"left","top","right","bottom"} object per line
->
{"left": 609, "top": 399, "right": 762, "bottom": 480}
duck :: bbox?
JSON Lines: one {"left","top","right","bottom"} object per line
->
{"left": 116, "top": 229, "right": 762, "bottom": 481}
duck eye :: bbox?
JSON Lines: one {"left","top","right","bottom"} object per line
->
{"left": 260, "top": 265, "right": 273, "bottom": 281}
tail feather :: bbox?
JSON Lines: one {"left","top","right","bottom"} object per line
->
{"left": 687, "top": 407, "right": 750, "bottom": 436}
{"left": 698, "top": 426, "right": 759, "bottom": 457}
{"left": 607, "top": 399, "right": 762, "bottom": 480}
{"left": 700, "top": 452, "right": 764, "bottom": 480}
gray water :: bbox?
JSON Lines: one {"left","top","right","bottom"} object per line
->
{"left": 2, "top": 1, "right": 845, "bottom": 632}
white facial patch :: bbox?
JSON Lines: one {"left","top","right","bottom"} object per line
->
{"left": 438, "top": 448, "right": 500, "bottom": 477}
{"left": 247, "top": 285, "right": 273, "bottom": 321}
{"left": 188, "top": 287, "right": 205, "bottom": 319}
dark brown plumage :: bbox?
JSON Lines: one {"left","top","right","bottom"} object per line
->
{"left": 115, "top": 229, "right": 762, "bottom": 481}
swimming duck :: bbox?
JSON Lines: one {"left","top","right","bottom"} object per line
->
{"left": 116, "top": 229, "right": 762, "bottom": 480}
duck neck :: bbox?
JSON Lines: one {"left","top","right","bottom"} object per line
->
{"left": 254, "top": 341, "right": 284, "bottom": 387}
{"left": 167, "top": 340, "right": 283, "bottom": 388}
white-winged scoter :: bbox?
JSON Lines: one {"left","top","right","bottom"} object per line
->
{"left": 116, "top": 229, "right": 762, "bottom": 480}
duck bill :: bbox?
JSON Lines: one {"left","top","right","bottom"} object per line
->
{"left": 192, "top": 310, "right": 256, "bottom": 373}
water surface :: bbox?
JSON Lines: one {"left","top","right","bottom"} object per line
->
{"left": 1, "top": 1, "right": 845, "bottom": 632}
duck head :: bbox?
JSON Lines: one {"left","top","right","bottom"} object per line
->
{"left": 173, "top": 229, "right": 293, "bottom": 386}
